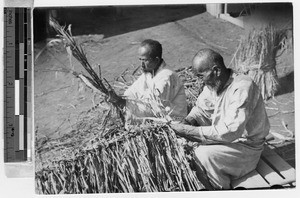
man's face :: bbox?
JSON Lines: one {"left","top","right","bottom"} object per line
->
{"left": 138, "top": 46, "right": 159, "bottom": 73}
{"left": 193, "top": 65, "right": 219, "bottom": 91}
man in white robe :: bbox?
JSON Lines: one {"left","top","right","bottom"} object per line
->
{"left": 109, "top": 39, "right": 187, "bottom": 123}
{"left": 170, "top": 49, "right": 270, "bottom": 189}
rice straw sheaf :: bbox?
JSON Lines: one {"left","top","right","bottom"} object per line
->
{"left": 49, "top": 17, "right": 127, "bottom": 125}
{"left": 49, "top": 17, "right": 125, "bottom": 109}
{"left": 35, "top": 118, "right": 208, "bottom": 194}
{"left": 230, "top": 25, "right": 287, "bottom": 100}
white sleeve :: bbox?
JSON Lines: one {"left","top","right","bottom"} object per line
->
{"left": 185, "top": 86, "right": 214, "bottom": 126}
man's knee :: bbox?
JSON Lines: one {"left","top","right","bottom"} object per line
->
{"left": 194, "top": 146, "right": 216, "bottom": 166}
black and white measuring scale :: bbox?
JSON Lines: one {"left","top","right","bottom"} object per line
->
{"left": 3, "top": 7, "right": 32, "bottom": 162}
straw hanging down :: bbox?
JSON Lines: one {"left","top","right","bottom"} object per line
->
{"left": 230, "top": 25, "right": 286, "bottom": 100}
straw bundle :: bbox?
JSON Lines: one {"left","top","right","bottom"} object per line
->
{"left": 35, "top": 119, "right": 207, "bottom": 194}
{"left": 49, "top": 18, "right": 125, "bottom": 108}
{"left": 230, "top": 25, "right": 286, "bottom": 100}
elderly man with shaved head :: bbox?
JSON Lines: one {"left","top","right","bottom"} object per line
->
{"left": 170, "top": 48, "right": 270, "bottom": 189}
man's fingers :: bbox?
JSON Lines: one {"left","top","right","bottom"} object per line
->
{"left": 107, "top": 90, "right": 120, "bottom": 103}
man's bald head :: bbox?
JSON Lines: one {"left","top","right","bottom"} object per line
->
{"left": 140, "top": 39, "right": 162, "bottom": 59}
{"left": 192, "top": 49, "right": 231, "bottom": 94}
{"left": 192, "top": 49, "right": 226, "bottom": 73}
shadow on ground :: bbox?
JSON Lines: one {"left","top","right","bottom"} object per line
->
{"left": 275, "top": 71, "right": 294, "bottom": 96}
{"left": 34, "top": 5, "right": 206, "bottom": 42}
{"left": 272, "top": 142, "right": 295, "bottom": 168}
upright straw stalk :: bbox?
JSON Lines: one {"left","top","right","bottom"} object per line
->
{"left": 49, "top": 17, "right": 122, "bottom": 101}
{"left": 49, "top": 17, "right": 126, "bottom": 123}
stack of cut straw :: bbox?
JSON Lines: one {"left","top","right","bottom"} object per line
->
{"left": 230, "top": 25, "right": 287, "bottom": 100}
{"left": 35, "top": 121, "right": 208, "bottom": 194}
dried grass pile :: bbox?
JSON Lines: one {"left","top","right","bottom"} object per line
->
{"left": 35, "top": 120, "right": 207, "bottom": 194}
{"left": 230, "top": 25, "right": 287, "bottom": 100}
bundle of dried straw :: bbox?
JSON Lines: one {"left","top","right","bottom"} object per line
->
{"left": 230, "top": 25, "right": 287, "bottom": 100}
{"left": 49, "top": 17, "right": 121, "bottom": 103}
{"left": 35, "top": 121, "right": 209, "bottom": 194}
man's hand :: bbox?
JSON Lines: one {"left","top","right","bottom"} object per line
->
{"left": 107, "top": 90, "right": 126, "bottom": 108}
{"left": 169, "top": 122, "right": 204, "bottom": 143}
{"left": 169, "top": 123, "right": 187, "bottom": 135}
{"left": 182, "top": 117, "right": 200, "bottom": 126}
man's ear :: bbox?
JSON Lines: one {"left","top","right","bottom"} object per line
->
{"left": 212, "top": 65, "right": 221, "bottom": 77}
{"left": 155, "top": 57, "right": 161, "bottom": 65}
{"left": 156, "top": 57, "right": 160, "bottom": 62}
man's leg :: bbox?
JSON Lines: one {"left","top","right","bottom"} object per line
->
{"left": 194, "top": 143, "right": 263, "bottom": 189}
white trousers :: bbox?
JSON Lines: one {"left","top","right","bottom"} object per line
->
{"left": 194, "top": 143, "right": 263, "bottom": 189}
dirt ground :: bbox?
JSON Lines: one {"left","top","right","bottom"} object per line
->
{"left": 34, "top": 4, "right": 295, "bottom": 168}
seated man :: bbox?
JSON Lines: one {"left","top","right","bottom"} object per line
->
{"left": 170, "top": 48, "right": 270, "bottom": 189}
{"left": 110, "top": 39, "right": 188, "bottom": 123}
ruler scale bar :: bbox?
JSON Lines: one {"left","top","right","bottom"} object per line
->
{"left": 27, "top": 8, "right": 32, "bottom": 162}
{"left": 24, "top": 14, "right": 27, "bottom": 57}
{"left": 27, "top": 8, "right": 31, "bottom": 71}
{"left": 15, "top": 8, "right": 19, "bottom": 80}
{"left": 4, "top": 7, "right": 31, "bottom": 162}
